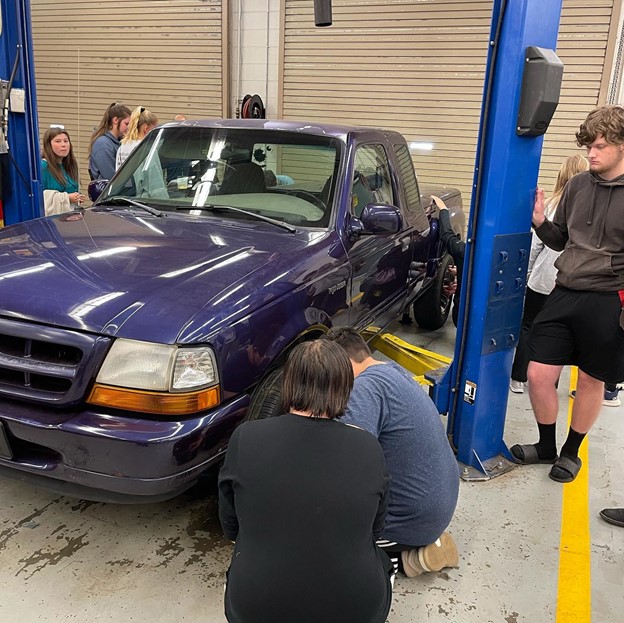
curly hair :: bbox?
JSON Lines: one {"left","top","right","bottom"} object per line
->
{"left": 576, "top": 105, "right": 624, "bottom": 147}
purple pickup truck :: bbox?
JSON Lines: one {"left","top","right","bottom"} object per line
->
{"left": 0, "top": 120, "right": 463, "bottom": 502}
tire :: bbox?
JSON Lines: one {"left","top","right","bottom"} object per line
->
{"left": 245, "top": 367, "right": 284, "bottom": 421}
{"left": 412, "top": 254, "right": 454, "bottom": 330}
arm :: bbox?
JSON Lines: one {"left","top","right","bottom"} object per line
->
{"left": 218, "top": 427, "right": 242, "bottom": 541}
{"left": 432, "top": 195, "right": 465, "bottom": 262}
{"left": 90, "top": 138, "right": 117, "bottom": 181}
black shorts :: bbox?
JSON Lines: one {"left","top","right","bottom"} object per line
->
{"left": 528, "top": 286, "right": 624, "bottom": 384}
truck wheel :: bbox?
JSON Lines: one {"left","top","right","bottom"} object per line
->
{"left": 245, "top": 367, "right": 284, "bottom": 421}
{"left": 412, "top": 254, "right": 453, "bottom": 330}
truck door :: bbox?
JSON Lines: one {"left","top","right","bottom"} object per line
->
{"left": 347, "top": 143, "right": 413, "bottom": 331}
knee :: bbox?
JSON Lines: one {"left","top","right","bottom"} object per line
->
{"left": 576, "top": 371, "right": 604, "bottom": 392}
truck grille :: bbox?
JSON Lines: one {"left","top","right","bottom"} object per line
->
{"left": 0, "top": 318, "right": 112, "bottom": 406}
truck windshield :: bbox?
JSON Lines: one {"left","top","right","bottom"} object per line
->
{"left": 101, "top": 126, "right": 342, "bottom": 228}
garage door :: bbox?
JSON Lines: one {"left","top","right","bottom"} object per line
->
{"left": 31, "top": 0, "right": 228, "bottom": 192}
{"left": 280, "top": 0, "right": 619, "bottom": 205}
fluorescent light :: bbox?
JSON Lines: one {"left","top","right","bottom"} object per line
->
{"left": 409, "top": 142, "right": 434, "bottom": 151}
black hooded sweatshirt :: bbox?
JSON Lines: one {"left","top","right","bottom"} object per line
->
{"left": 534, "top": 170, "right": 624, "bottom": 291}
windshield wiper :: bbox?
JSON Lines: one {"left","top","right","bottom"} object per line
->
{"left": 97, "top": 196, "right": 164, "bottom": 217}
{"left": 176, "top": 204, "right": 296, "bottom": 233}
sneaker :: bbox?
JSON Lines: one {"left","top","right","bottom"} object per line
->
{"left": 417, "top": 532, "right": 459, "bottom": 573}
{"left": 510, "top": 380, "right": 524, "bottom": 394}
{"left": 603, "top": 388, "right": 621, "bottom": 407}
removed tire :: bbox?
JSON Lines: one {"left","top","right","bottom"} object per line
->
{"left": 245, "top": 367, "right": 284, "bottom": 421}
{"left": 413, "top": 254, "right": 454, "bottom": 330}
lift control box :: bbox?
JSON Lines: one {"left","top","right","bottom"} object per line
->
{"left": 516, "top": 46, "right": 563, "bottom": 137}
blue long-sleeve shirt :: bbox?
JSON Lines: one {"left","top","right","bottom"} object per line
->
{"left": 89, "top": 131, "right": 120, "bottom": 180}
{"left": 341, "top": 362, "right": 460, "bottom": 546}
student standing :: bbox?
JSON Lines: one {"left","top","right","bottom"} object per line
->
{"left": 115, "top": 106, "right": 159, "bottom": 170}
{"left": 512, "top": 105, "right": 624, "bottom": 483}
{"left": 41, "top": 127, "right": 84, "bottom": 215}
{"left": 509, "top": 155, "right": 589, "bottom": 394}
{"left": 88, "top": 102, "right": 131, "bottom": 180}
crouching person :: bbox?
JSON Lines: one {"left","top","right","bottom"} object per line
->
{"left": 218, "top": 339, "right": 393, "bottom": 623}
{"left": 326, "top": 328, "right": 460, "bottom": 577}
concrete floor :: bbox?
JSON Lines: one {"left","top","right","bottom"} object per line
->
{"left": 0, "top": 321, "right": 622, "bottom": 623}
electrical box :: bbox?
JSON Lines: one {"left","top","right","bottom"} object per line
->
{"left": 516, "top": 46, "right": 563, "bottom": 137}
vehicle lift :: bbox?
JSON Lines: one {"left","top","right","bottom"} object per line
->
{"left": 1, "top": 0, "right": 564, "bottom": 479}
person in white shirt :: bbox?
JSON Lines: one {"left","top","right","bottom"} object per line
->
{"left": 115, "top": 106, "right": 159, "bottom": 171}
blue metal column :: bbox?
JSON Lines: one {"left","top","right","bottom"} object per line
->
{"left": 0, "top": 0, "right": 42, "bottom": 224}
{"left": 446, "top": 0, "right": 563, "bottom": 478}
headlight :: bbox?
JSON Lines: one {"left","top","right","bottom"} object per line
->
{"left": 96, "top": 339, "right": 218, "bottom": 391}
{"left": 89, "top": 339, "right": 220, "bottom": 415}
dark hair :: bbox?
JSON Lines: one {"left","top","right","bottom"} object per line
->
{"left": 324, "top": 328, "right": 371, "bottom": 364}
{"left": 42, "top": 127, "right": 79, "bottom": 186}
{"left": 89, "top": 102, "right": 132, "bottom": 155}
{"left": 576, "top": 105, "right": 624, "bottom": 147}
{"left": 282, "top": 340, "right": 353, "bottom": 419}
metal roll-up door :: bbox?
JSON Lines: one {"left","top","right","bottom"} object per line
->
{"left": 540, "top": 1, "right": 621, "bottom": 189}
{"left": 31, "top": 0, "right": 228, "bottom": 191}
{"left": 280, "top": 0, "right": 619, "bottom": 204}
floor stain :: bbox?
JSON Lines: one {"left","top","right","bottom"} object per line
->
{"left": 15, "top": 531, "right": 90, "bottom": 579}
{"left": 505, "top": 612, "right": 519, "bottom": 623}
{"left": 0, "top": 497, "right": 62, "bottom": 552}
{"left": 155, "top": 536, "right": 184, "bottom": 567}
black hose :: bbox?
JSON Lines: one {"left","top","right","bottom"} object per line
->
{"left": 2, "top": 52, "right": 20, "bottom": 136}
{"left": 446, "top": 0, "right": 509, "bottom": 446}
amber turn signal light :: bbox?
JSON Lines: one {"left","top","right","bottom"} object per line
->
{"left": 87, "top": 384, "right": 220, "bottom": 415}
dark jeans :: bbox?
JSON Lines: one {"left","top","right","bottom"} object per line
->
{"left": 511, "top": 287, "right": 548, "bottom": 383}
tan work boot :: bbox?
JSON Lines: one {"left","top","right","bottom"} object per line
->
{"left": 417, "top": 532, "right": 459, "bottom": 572}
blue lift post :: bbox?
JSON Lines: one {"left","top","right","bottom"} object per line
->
{"left": 438, "top": 0, "right": 564, "bottom": 479}
{"left": 0, "top": 0, "right": 42, "bottom": 225}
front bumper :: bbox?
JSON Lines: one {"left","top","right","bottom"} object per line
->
{"left": 0, "top": 394, "right": 250, "bottom": 503}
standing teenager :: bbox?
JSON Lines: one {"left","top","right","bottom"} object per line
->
{"left": 88, "top": 102, "right": 131, "bottom": 180}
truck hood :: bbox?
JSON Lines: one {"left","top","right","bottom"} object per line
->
{"left": 0, "top": 210, "right": 317, "bottom": 343}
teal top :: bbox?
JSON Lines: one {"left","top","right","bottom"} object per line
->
{"left": 41, "top": 159, "right": 79, "bottom": 194}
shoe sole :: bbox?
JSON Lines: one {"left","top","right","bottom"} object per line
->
{"left": 509, "top": 386, "right": 524, "bottom": 394}
{"left": 418, "top": 533, "right": 459, "bottom": 572}
{"left": 599, "top": 511, "right": 624, "bottom": 527}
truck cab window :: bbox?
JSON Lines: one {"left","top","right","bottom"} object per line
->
{"left": 351, "top": 144, "right": 393, "bottom": 217}
{"left": 393, "top": 144, "right": 429, "bottom": 232}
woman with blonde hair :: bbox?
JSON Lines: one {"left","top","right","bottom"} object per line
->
{"left": 510, "top": 154, "right": 589, "bottom": 394}
{"left": 41, "top": 127, "right": 85, "bottom": 215}
{"left": 115, "top": 106, "right": 159, "bottom": 170}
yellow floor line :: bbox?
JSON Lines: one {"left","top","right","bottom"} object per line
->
{"left": 556, "top": 367, "right": 591, "bottom": 622}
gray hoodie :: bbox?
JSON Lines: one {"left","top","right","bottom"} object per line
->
{"left": 534, "top": 171, "right": 624, "bottom": 291}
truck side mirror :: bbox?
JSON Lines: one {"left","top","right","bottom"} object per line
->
{"left": 88, "top": 179, "right": 109, "bottom": 202}
{"left": 360, "top": 203, "right": 402, "bottom": 234}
